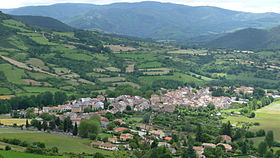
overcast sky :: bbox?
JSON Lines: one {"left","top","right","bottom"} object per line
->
{"left": 1, "top": 0, "right": 280, "bottom": 13}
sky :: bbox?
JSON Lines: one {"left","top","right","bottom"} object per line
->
{"left": 1, "top": 0, "right": 280, "bottom": 13}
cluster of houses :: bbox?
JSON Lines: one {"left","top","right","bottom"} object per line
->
{"left": 150, "top": 87, "right": 232, "bottom": 111}
{"left": 31, "top": 86, "right": 263, "bottom": 124}
{"left": 194, "top": 135, "right": 233, "bottom": 158}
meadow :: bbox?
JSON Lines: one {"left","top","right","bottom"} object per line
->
{"left": 225, "top": 100, "right": 280, "bottom": 145}
{"left": 139, "top": 72, "right": 202, "bottom": 85}
{"left": 0, "top": 128, "right": 113, "bottom": 156}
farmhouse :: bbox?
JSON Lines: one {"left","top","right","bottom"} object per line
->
{"left": 120, "top": 133, "right": 134, "bottom": 141}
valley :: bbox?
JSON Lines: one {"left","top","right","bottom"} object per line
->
{"left": 0, "top": 1, "right": 280, "bottom": 157}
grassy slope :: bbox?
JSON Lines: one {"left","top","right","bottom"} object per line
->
{"left": 225, "top": 100, "right": 280, "bottom": 146}
{"left": 0, "top": 128, "right": 113, "bottom": 156}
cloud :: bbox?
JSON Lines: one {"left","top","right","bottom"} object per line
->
{"left": 1, "top": 0, "right": 280, "bottom": 13}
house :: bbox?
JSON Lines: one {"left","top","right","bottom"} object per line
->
{"left": 114, "top": 127, "right": 129, "bottom": 133}
{"left": 202, "top": 143, "right": 216, "bottom": 149}
{"left": 100, "top": 117, "right": 109, "bottom": 128}
{"left": 158, "top": 142, "right": 171, "bottom": 148}
{"left": 120, "top": 133, "right": 134, "bottom": 141}
{"left": 100, "top": 142, "right": 117, "bottom": 151}
{"left": 219, "top": 135, "right": 232, "bottom": 143}
{"left": 108, "top": 137, "right": 118, "bottom": 144}
{"left": 113, "top": 119, "right": 126, "bottom": 125}
{"left": 150, "top": 130, "right": 165, "bottom": 139}
{"left": 90, "top": 141, "right": 117, "bottom": 151}
{"left": 217, "top": 143, "right": 233, "bottom": 152}
{"left": 193, "top": 146, "right": 204, "bottom": 156}
{"left": 164, "top": 137, "right": 173, "bottom": 141}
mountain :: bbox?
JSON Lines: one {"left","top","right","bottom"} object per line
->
{"left": 12, "top": 15, "right": 74, "bottom": 32}
{"left": 3, "top": 1, "right": 280, "bottom": 41}
{"left": 206, "top": 26, "right": 280, "bottom": 50}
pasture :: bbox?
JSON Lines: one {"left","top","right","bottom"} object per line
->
{"left": 0, "top": 64, "right": 27, "bottom": 85}
{"left": 98, "top": 77, "right": 126, "bottom": 83}
{"left": 62, "top": 53, "right": 93, "bottom": 61}
{"left": 139, "top": 72, "right": 202, "bottom": 85}
{"left": 0, "top": 88, "right": 12, "bottom": 95}
{"left": 0, "top": 128, "right": 113, "bottom": 155}
{"left": 225, "top": 100, "right": 280, "bottom": 145}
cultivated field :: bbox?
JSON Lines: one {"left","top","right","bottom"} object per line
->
{"left": 225, "top": 100, "right": 280, "bottom": 145}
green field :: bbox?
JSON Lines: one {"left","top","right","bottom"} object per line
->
{"left": 0, "top": 88, "right": 12, "bottom": 95}
{"left": 0, "top": 64, "right": 26, "bottom": 85}
{"left": 0, "top": 150, "right": 67, "bottom": 158}
{"left": 116, "top": 53, "right": 156, "bottom": 61}
{"left": 98, "top": 77, "right": 126, "bottom": 83}
{"left": 23, "top": 87, "right": 61, "bottom": 93}
{"left": 225, "top": 101, "right": 280, "bottom": 145}
{"left": 139, "top": 62, "right": 162, "bottom": 68}
{"left": 0, "top": 128, "right": 113, "bottom": 156}
{"left": 139, "top": 72, "right": 202, "bottom": 85}
{"left": 62, "top": 53, "right": 93, "bottom": 61}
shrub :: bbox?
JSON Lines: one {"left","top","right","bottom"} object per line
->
{"left": 5, "top": 145, "right": 11, "bottom": 151}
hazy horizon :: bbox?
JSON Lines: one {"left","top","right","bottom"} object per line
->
{"left": 1, "top": 0, "right": 280, "bottom": 13}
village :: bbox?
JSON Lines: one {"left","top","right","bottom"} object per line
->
{"left": 8, "top": 86, "right": 279, "bottom": 157}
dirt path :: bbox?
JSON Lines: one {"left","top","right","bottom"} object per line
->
{"left": 0, "top": 55, "right": 57, "bottom": 77}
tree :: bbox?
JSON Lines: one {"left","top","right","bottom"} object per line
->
{"left": 182, "top": 144, "right": 196, "bottom": 158}
{"left": 25, "top": 119, "right": 29, "bottom": 128}
{"left": 93, "top": 152, "right": 105, "bottom": 158}
{"left": 54, "top": 92, "right": 67, "bottom": 105}
{"left": 73, "top": 122, "right": 78, "bottom": 136}
{"left": 79, "top": 118, "right": 100, "bottom": 138}
{"left": 241, "top": 142, "right": 247, "bottom": 154}
{"left": 195, "top": 124, "right": 203, "bottom": 142}
{"left": 49, "top": 120, "right": 56, "bottom": 130}
{"left": 143, "top": 113, "right": 150, "bottom": 124}
{"left": 258, "top": 141, "right": 268, "bottom": 156}
{"left": 42, "top": 121, "right": 48, "bottom": 131}
{"left": 37, "top": 122, "right": 42, "bottom": 131}
{"left": 264, "top": 150, "right": 273, "bottom": 158}
{"left": 151, "top": 139, "right": 158, "bottom": 148}
{"left": 265, "top": 131, "right": 274, "bottom": 148}
{"left": 221, "top": 121, "right": 232, "bottom": 137}
{"left": 5, "top": 145, "right": 11, "bottom": 151}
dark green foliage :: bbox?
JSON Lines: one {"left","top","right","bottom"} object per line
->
{"left": 221, "top": 121, "right": 232, "bottom": 137}
{"left": 73, "top": 122, "right": 78, "bottom": 136}
{"left": 93, "top": 152, "right": 105, "bottom": 158}
{"left": 258, "top": 141, "right": 268, "bottom": 156}
{"left": 265, "top": 131, "right": 274, "bottom": 148}
{"left": 12, "top": 15, "right": 74, "bottom": 32}
{"left": 79, "top": 116, "right": 100, "bottom": 138}
{"left": 5, "top": 145, "right": 11, "bottom": 151}
{"left": 182, "top": 144, "right": 196, "bottom": 158}
{"left": 207, "top": 26, "right": 280, "bottom": 50}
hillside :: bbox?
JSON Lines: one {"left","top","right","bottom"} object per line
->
{"left": 3, "top": 1, "right": 280, "bottom": 42}
{"left": 206, "top": 26, "right": 280, "bottom": 50}
{"left": 12, "top": 15, "right": 74, "bottom": 32}
{"left": 0, "top": 11, "right": 279, "bottom": 98}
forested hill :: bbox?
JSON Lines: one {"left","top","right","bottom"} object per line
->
{"left": 3, "top": 1, "right": 280, "bottom": 41}
{"left": 206, "top": 26, "right": 280, "bottom": 50}
{"left": 12, "top": 15, "right": 74, "bottom": 32}
{"left": 0, "top": 11, "right": 279, "bottom": 99}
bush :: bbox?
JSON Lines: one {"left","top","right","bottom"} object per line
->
{"left": 5, "top": 145, "right": 11, "bottom": 151}
{"left": 89, "top": 133, "right": 97, "bottom": 140}
{"left": 256, "top": 129, "right": 266, "bottom": 137}
{"left": 245, "top": 131, "right": 255, "bottom": 138}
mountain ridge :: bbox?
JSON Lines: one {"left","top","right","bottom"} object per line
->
{"left": 3, "top": 1, "right": 280, "bottom": 41}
